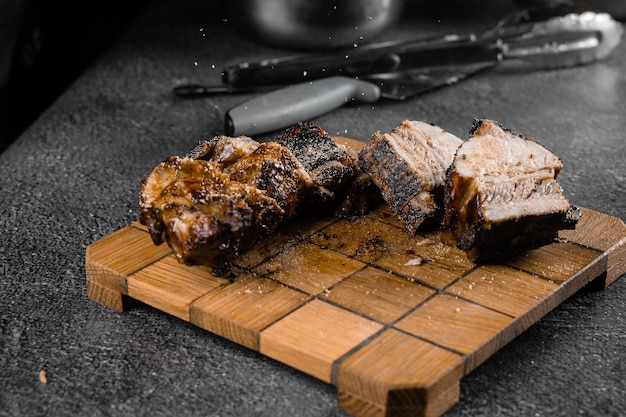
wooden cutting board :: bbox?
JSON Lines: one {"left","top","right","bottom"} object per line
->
{"left": 85, "top": 138, "right": 626, "bottom": 417}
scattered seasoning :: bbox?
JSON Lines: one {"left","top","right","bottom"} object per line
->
{"left": 39, "top": 370, "right": 47, "bottom": 384}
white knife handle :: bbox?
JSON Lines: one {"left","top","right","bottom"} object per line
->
{"left": 224, "top": 76, "right": 380, "bottom": 136}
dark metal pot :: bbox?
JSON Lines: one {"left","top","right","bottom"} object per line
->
{"left": 224, "top": 0, "right": 407, "bottom": 50}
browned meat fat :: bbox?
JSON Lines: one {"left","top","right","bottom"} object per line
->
{"left": 276, "top": 121, "right": 356, "bottom": 206}
{"left": 443, "top": 119, "right": 580, "bottom": 261}
{"left": 226, "top": 142, "right": 316, "bottom": 218}
{"left": 358, "top": 120, "right": 463, "bottom": 235}
{"left": 138, "top": 123, "right": 361, "bottom": 275}
{"left": 333, "top": 145, "right": 382, "bottom": 217}
{"left": 139, "top": 156, "right": 283, "bottom": 275}
{"left": 186, "top": 135, "right": 260, "bottom": 167}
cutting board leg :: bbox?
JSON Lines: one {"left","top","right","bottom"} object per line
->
{"left": 86, "top": 279, "right": 137, "bottom": 312}
{"left": 338, "top": 380, "right": 460, "bottom": 417}
{"left": 85, "top": 224, "right": 170, "bottom": 312}
{"left": 335, "top": 328, "right": 464, "bottom": 417}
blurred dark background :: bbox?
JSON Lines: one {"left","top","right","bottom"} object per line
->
{"left": 1, "top": 0, "right": 624, "bottom": 155}
{"left": 0, "top": 0, "right": 152, "bottom": 153}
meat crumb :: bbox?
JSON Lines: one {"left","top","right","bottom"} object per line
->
{"left": 405, "top": 257, "right": 424, "bottom": 266}
{"left": 404, "top": 255, "right": 435, "bottom": 266}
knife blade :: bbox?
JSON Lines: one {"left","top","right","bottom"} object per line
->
{"left": 224, "top": 63, "right": 494, "bottom": 136}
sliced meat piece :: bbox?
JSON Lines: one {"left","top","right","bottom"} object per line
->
{"left": 358, "top": 120, "right": 463, "bottom": 234}
{"left": 443, "top": 119, "right": 580, "bottom": 261}
{"left": 334, "top": 145, "right": 382, "bottom": 217}
{"left": 186, "top": 135, "right": 260, "bottom": 167}
{"left": 276, "top": 121, "right": 356, "bottom": 206}
{"left": 139, "top": 156, "right": 283, "bottom": 275}
{"left": 226, "top": 142, "right": 317, "bottom": 218}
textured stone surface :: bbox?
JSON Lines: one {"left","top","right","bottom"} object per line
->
{"left": 1, "top": 1, "right": 625, "bottom": 416}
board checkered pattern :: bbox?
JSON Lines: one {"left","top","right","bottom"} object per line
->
{"left": 86, "top": 200, "right": 625, "bottom": 417}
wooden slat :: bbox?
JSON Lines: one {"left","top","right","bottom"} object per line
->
{"left": 231, "top": 232, "right": 297, "bottom": 269}
{"left": 321, "top": 266, "right": 436, "bottom": 324}
{"left": 368, "top": 203, "right": 409, "bottom": 231}
{"left": 444, "top": 254, "right": 607, "bottom": 373}
{"left": 558, "top": 207, "right": 626, "bottom": 286}
{"left": 309, "top": 215, "right": 409, "bottom": 264}
{"left": 86, "top": 225, "right": 170, "bottom": 278}
{"left": 85, "top": 225, "right": 170, "bottom": 310}
{"left": 260, "top": 299, "right": 383, "bottom": 383}
{"left": 503, "top": 241, "right": 603, "bottom": 283}
{"left": 374, "top": 237, "right": 475, "bottom": 289}
{"left": 395, "top": 294, "right": 514, "bottom": 374}
{"left": 446, "top": 265, "right": 560, "bottom": 318}
{"left": 337, "top": 381, "right": 461, "bottom": 417}
{"left": 190, "top": 274, "right": 310, "bottom": 351}
{"left": 127, "top": 255, "right": 229, "bottom": 321}
{"left": 336, "top": 328, "right": 464, "bottom": 417}
{"left": 253, "top": 241, "right": 366, "bottom": 295}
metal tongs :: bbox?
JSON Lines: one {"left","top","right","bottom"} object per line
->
{"left": 174, "top": 4, "right": 623, "bottom": 136}
{"left": 216, "top": 4, "right": 621, "bottom": 90}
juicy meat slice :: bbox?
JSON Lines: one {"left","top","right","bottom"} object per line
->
{"left": 443, "top": 119, "right": 580, "bottom": 261}
{"left": 358, "top": 120, "right": 463, "bottom": 234}
{"left": 139, "top": 156, "right": 283, "bottom": 274}
{"left": 186, "top": 135, "right": 260, "bottom": 167}
{"left": 276, "top": 121, "right": 356, "bottom": 205}
{"left": 226, "top": 142, "right": 317, "bottom": 218}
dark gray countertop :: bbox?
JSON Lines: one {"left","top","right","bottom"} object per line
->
{"left": 1, "top": 1, "right": 625, "bottom": 416}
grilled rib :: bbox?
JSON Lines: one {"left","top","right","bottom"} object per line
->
{"left": 358, "top": 120, "right": 463, "bottom": 234}
{"left": 443, "top": 119, "right": 580, "bottom": 261}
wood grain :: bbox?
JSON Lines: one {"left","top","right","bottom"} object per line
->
{"left": 375, "top": 236, "right": 475, "bottom": 290}
{"left": 260, "top": 299, "right": 383, "bottom": 383}
{"left": 253, "top": 241, "right": 366, "bottom": 296}
{"left": 336, "top": 328, "right": 464, "bottom": 417}
{"left": 395, "top": 293, "right": 514, "bottom": 373}
{"left": 128, "top": 255, "right": 228, "bottom": 321}
{"left": 558, "top": 207, "right": 626, "bottom": 286}
{"left": 321, "top": 266, "right": 436, "bottom": 324}
{"left": 190, "top": 274, "right": 310, "bottom": 350}
{"left": 85, "top": 224, "right": 170, "bottom": 311}
{"left": 84, "top": 137, "right": 626, "bottom": 417}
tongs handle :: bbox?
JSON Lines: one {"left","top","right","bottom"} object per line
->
{"left": 223, "top": 50, "right": 406, "bottom": 90}
{"left": 498, "top": 11, "right": 623, "bottom": 69}
{"left": 223, "top": 35, "right": 478, "bottom": 89}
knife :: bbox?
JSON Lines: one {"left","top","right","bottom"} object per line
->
{"left": 224, "top": 63, "right": 495, "bottom": 136}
